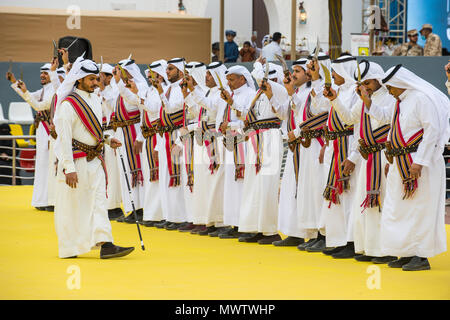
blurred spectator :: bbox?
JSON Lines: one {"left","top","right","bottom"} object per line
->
{"left": 382, "top": 37, "right": 399, "bottom": 56}
{"left": 392, "top": 29, "right": 423, "bottom": 56}
{"left": 261, "top": 32, "right": 283, "bottom": 61}
{"left": 212, "top": 42, "right": 220, "bottom": 62}
{"left": 0, "top": 124, "right": 21, "bottom": 185}
{"left": 224, "top": 30, "right": 239, "bottom": 62}
{"left": 240, "top": 41, "right": 256, "bottom": 62}
{"left": 250, "top": 33, "right": 261, "bottom": 57}
{"left": 420, "top": 24, "right": 442, "bottom": 56}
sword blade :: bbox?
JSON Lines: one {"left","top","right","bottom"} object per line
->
{"left": 66, "top": 38, "right": 78, "bottom": 50}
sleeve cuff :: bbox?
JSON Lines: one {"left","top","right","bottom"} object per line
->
{"left": 63, "top": 162, "right": 76, "bottom": 174}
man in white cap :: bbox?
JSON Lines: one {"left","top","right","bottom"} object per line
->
{"left": 6, "top": 61, "right": 55, "bottom": 211}
{"left": 319, "top": 54, "right": 361, "bottom": 259}
{"left": 274, "top": 58, "right": 310, "bottom": 247}
{"left": 420, "top": 24, "right": 442, "bottom": 56}
{"left": 152, "top": 58, "right": 188, "bottom": 231}
{"left": 324, "top": 60, "right": 397, "bottom": 264}
{"left": 111, "top": 57, "right": 147, "bottom": 223}
{"left": 365, "top": 65, "right": 449, "bottom": 270}
{"left": 128, "top": 60, "right": 168, "bottom": 227}
{"left": 53, "top": 56, "right": 134, "bottom": 259}
{"left": 295, "top": 52, "right": 332, "bottom": 252}
{"left": 217, "top": 65, "right": 255, "bottom": 239}
{"left": 96, "top": 62, "right": 124, "bottom": 221}
{"left": 236, "top": 64, "right": 288, "bottom": 245}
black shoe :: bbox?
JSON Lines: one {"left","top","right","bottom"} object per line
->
{"left": 108, "top": 208, "right": 125, "bottom": 221}
{"left": 258, "top": 234, "right": 282, "bottom": 245}
{"left": 45, "top": 206, "right": 55, "bottom": 212}
{"left": 198, "top": 226, "right": 217, "bottom": 236}
{"left": 306, "top": 239, "right": 326, "bottom": 252}
{"left": 208, "top": 227, "right": 230, "bottom": 237}
{"left": 322, "top": 246, "right": 345, "bottom": 256}
{"left": 219, "top": 228, "right": 241, "bottom": 239}
{"left": 100, "top": 244, "right": 134, "bottom": 259}
{"left": 241, "top": 233, "right": 264, "bottom": 243}
{"left": 238, "top": 233, "right": 258, "bottom": 242}
{"left": 178, "top": 222, "right": 196, "bottom": 232}
{"left": 154, "top": 220, "right": 169, "bottom": 229}
{"left": 354, "top": 254, "right": 376, "bottom": 262}
{"left": 332, "top": 242, "right": 355, "bottom": 259}
{"left": 124, "top": 209, "right": 143, "bottom": 224}
{"left": 387, "top": 257, "right": 413, "bottom": 268}
{"left": 190, "top": 225, "right": 207, "bottom": 234}
{"left": 402, "top": 256, "right": 431, "bottom": 271}
{"left": 297, "top": 238, "right": 318, "bottom": 251}
{"left": 273, "top": 236, "right": 304, "bottom": 247}
{"left": 141, "top": 220, "right": 158, "bottom": 227}
{"left": 165, "top": 222, "right": 185, "bottom": 231}
{"left": 371, "top": 256, "right": 397, "bottom": 264}
{"left": 35, "top": 206, "right": 47, "bottom": 211}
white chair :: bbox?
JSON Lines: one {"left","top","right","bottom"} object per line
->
{"left": 0, "top": 103, "right": 8, "bottom": 124}
{"left": 8, "top": 102, "right": 34, "bottom": 125}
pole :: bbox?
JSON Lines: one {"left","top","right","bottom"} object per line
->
{"left": 118, "top": 150, "right": 145, "bottom": 251}
{"left": 291, "top": 0, "right": 297, "bottom": 61}
{"left": 369, "top": 0, "right": 375, "bottom": 55}
{"left": 220, "top": 0, "right": 224, "bottom": 62}
{"left": 12, "top": 139, "right": 16, "bottom": 186}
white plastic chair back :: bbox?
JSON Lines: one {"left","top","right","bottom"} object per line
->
{"left": 8, "top": 102, "right": 34, "bottom": 125}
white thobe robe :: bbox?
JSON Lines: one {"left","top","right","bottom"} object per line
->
{"left": 295, "top": 79, "right": 329, "bottom": 239}
{"left": 13, "top": 82, "right": 54, "bottom": 207}
{"left": 321, "top": 83, "right": 361, "bottom": 247}
{"left": 238, "top": 80, "right": 288, "bottom": 235}
{"left": 189, "top": 86, "right": 226, "bottom": 226}
{"left": 332, "top": 86, "right": 395, "bottom": 256}
{"left": 54, "top": 88, "right": 113, "bottom": 258}
{"left": 137, "top": 86, "right": 164, "bottom": 221}
{"left": 99, "top": 83, "right": 122, "bottom": 210}
{"left": 114, "top": 80, "right": 145, "bottom": 212}
{"left": 369, "top": 89, "right": 447, "bottom": 258}
{"left": 157, "top": 79, "right": 187, "bottom": 223}
{"left": 278, "top": 83, "right": 310, "bottom": 238}
{"left": 215, "top": 84, "right": 254, "bottom": 227}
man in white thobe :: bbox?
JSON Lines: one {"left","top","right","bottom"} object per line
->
{"left": 152, "top": 58, "right": 188, "bottom": 231}
{"left": 236, "top": 66, "right": 288, "bottom": 244}
{"left": 366, "top": 65, "right": 449, "bottom": 271}
{"left": 7, "top": 63, "right": 54, "bottom": 211}
{"left": 274, "top": 58, "right": 310, "bottom": 246}
{"left": 217, "top": 66, "right": 255, "bottom": 239}
{"left": 112, "top": 58, "right": 147, "bottom": 223}
{"left": 53, "top": 58, "right": 134, "bottom": 259}
{"left": 319, "top": 55, "right": 361, "bottom": 258}
{"left": 97, "top": 63, "right": 124, "bottom": 220}
{"left": 181, "top": 62, "right": 228, "bottom": 235}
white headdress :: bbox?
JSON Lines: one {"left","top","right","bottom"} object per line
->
{"left": 226, "top": 65, "right": 255, "bottom": 90}
{"left": 207, "top": 61, "right": 229, "bottom": 90}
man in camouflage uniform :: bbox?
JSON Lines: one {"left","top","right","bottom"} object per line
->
{"left": 420, "top": 23, "right": 442, "bottom": 56}
{"left": 392, "top": 29, "right": 423, "bottom": 56}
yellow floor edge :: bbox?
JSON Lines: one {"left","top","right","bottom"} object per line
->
{"left": 1, "top": 186, "right": 449, "bottom": 300}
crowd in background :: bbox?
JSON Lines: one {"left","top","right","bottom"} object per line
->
{"left": 212, "top": 23, "right": 444, "bottom": 63}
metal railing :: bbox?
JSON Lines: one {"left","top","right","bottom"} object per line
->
{"left": 0, "top": 135, "right": 36, "bottom": 186}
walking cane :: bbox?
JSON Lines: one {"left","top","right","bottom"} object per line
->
{"left": 118, "top": 149, "right": 146, "bottom": 251}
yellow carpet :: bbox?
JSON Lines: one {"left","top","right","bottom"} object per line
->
{"left": 1, "top": 186, "right": 449, "bottom": 300}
